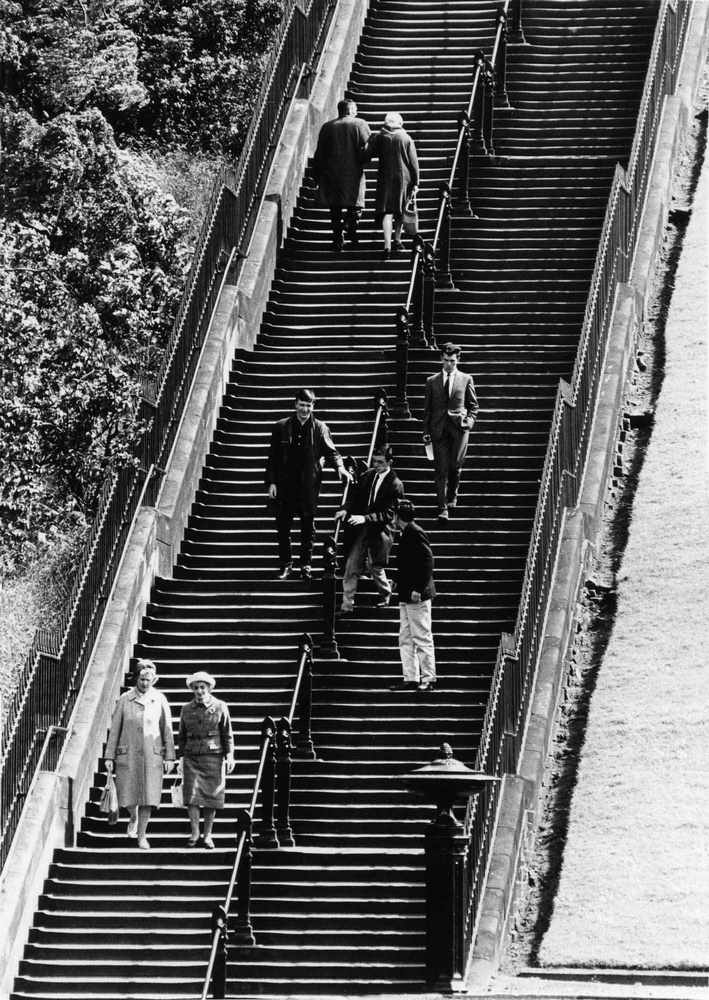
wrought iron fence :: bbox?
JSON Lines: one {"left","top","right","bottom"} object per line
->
{"left": 0, "top": 0, "right": 337, "bottom": 872}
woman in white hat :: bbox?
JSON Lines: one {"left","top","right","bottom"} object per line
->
{"left": 177, "top": 671, "right": 235, "bottom": 848}
{"left": 104, "top": 659, "right": 175, "bottom": 849}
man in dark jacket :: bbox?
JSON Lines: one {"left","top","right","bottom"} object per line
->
{"left": 266, "top": 389, "right": 351, "bottom": 580}
{"left": 423, "top": 342, "right": 479, "bottom": 520}
{"left": 312, "top": 99, "right": 370, "bottom": 251}
{"left": 335, "top": 445, "right": 404, "bottom": 613}
{"left": 391, "top": 500, "right": 437, "bottom": 692}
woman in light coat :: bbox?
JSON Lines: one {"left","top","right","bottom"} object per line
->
{"left": 367, "top": 111, "right": 420, "bottom": 260}
{"left": 104, "top": 659, "right": 175, "bottom": 849}
{"left": 177, "top": 671, "right": 235, "bottom": 849}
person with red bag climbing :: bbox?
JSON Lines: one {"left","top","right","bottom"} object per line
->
{"left": 104, "top": 659, "right": 176, "bottom": 850}
{"left": 366, "top": 111, "right": 419, "bottom": 261}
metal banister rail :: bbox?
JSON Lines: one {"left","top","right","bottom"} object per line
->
{"left": 320, "top": 389, "right": 389, "bottom": 658}
{"left": 456, "top": 0, "right": 692, "bottom": 977}
{"left": 392, "top": 0, "right": 523, "bottom": 418}
{"left": 200, "top": 633, "right": 316, "bottom": 999}
{"left": 0, "top": 0, "right": 336, "bottom": 874}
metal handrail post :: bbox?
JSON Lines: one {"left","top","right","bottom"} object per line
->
{"left": 469, "top": 52, "right": 487, "bottom": 156}
{"left": 392, "top": 307, "right": 412, "bottom": 418}
{"left": 482, "top": 58, "right": 496, "bottom": 156}
{"left": 411, "top": 240, "right": 426, "bottom": 343}
{"left": 293, "top": 635, "right": 316, "bottom": 759}
{"left": 421, "top": 242, "right": 436, "bottom": 346}
{"left": 232, "top": 812, "right": 256, "bottom": 947}
{"left": 275, "top": 717, "right": 295, "bottom": 845}
{"left": 436, "top": 184, "right": 454, "bottom": 289}
{"left": 454, "top": 113, "right": 474, "bottom": 214}
{"left": 254, "top": 717, "right": 278, "bottom": 848}
{"left": 495, "top": 9, "right": 511, "bottom": 108}
{"left": 509, "top": 0, "right": 526, "bottom": 43}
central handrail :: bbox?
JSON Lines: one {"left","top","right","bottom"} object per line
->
{"left": 321, "top": 390, "right": 389, "bottom": 658}
{"left": 200, "top": 633, "right": 316, "bottom": 999}
{"left": 394, "top": 0, "right": 520, "bottom": 414}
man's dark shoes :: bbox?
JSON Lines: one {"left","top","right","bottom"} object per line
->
{"left": 347, "top": 227, "right": 359, "bottom": 245}
{"left": 301, "top": 565, "right": 312, "bottom": 582}
{"left": 390, "top": 680, "right": 418, "bottom": 692}
{"left": 418, "top": 680, "right": 436, "bottom": 693}
{"left": 375, "top": 596, "right": 390, "bottom": 608}
{"left": 277, "top": 564, "right": 294, "bottom": 580}
{"left": 332, "top": 237, "right": 344, "bottom": 252}
{"left": 382, "top": 247, "right": 392, "bottom": 262}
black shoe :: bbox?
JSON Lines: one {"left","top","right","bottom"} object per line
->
{"left": 390, "top": 680, "right": 418, "bottom": 692}
{"left": 347, "top": 228, "right": 359, "bottom": 245}
{"left": 186, "top": 837, "right": 200, "bottom": 848}
{"left": 393, "top": 239, "right": 404, "bottom": 253}
{"left": 301, "top": 565, "right": 312, "bottom": 582}
{"left": 437, "top": 507, "right": 449, "bottom": 520}
{"left": 338, "top": 606, "right": 354, "bottom": 617}
{"left": 375, "top": 596, "right": 390, "bottom": 608}
{"left": 332, "top": 238, "right": 344, "bottom": 252}
{"left": 277, "top": 564, "right": 294, "bottom": 580}
{"left": 381, "top": 248, "right": 392, "bottom": 262}
{"left": 418, "top": 680, "right": 436, "bottom": 693}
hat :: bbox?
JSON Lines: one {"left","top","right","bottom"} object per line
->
{"left": 186, "top": 671, "right": 216, "bottom": 690}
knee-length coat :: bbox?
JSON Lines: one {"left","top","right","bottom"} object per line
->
{"left": 368, "top": 125, "right": 420, "bottom": 218}
{"left": 105, "top": 687, "right": 176, "bottom": 808}
{"left": 313, "top": 114, "right": 370, "bottom": 208}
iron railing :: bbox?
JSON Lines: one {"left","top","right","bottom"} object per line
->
{"left": 392, "top": 0, "right": 524, "bottom": 417}
{"left": 200, "top": 634, "right": 315, "bottom": 999}
{"left": 459, "top": 0, "right": 692, "bottom": 975}
{"left": 321, "top": 390, "right": 390, "bottom": 657}
{"left": 0, "top": 0, "right": 337, "bottom": 872}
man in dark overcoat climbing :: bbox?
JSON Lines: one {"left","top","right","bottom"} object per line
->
{"left": 312, "top": 99, "right": 371, "bottom": 251}
{"left": 266, "top": 389, "right": 351, "bottom": 580}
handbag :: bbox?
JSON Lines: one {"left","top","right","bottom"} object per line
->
{"left": 99, "top": 773, "right": 119, "bottom": 825}
{"left": 402, "top": 194, "right": 418, "bottom": 236}
{"left": 170, "top": 777, "right": 184, "bottom": 807}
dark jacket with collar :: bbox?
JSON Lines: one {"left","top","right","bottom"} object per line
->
{"left": 344, "top": 467, "right": 404, "bottom": 541}
{"left": 265, "top": 415, "right": 343, "bottom": 515}
{"left": 396, "top": 521, "right": 436, "bottom": 602}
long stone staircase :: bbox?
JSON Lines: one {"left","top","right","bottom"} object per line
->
{"left": 11, "top": 1, "right": 658, "bottom": 996}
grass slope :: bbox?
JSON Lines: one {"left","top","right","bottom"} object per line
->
{"left": 539, "top": 157, "right": 709, "bottom": 967}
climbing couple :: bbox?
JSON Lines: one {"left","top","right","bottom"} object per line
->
{"left": 312, "top": 99, "right": 419, "bottom": 261}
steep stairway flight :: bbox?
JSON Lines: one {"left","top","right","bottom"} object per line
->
{"left": 11, "top": 1, "right": 658, "bottom": 996}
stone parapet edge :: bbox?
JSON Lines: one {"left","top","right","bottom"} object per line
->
{"left": 465, "top": 6, "right": 709, "bottom": 991}
{"left": 0, "top": 3, "right": 367, "bottom": 993}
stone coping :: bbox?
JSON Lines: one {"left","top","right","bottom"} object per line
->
{"left": 466, "top": 3, "right": 709, "bottom": 990}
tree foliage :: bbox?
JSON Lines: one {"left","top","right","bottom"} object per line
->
{"left": 0, "top": 0, "right": 283, "bottom": 571}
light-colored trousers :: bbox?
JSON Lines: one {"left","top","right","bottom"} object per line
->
{"left": 399, "top": 600, "right": 436, "bottom": 683}
{"left": 342, "top": 530, "right": 392, "bottom": 610}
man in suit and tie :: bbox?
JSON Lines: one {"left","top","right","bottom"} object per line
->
{"left": 422, "top": 342, "right": 479, "bottom": 519}
{"left": 335, "top": 445, "right": 405, "bottom": 614}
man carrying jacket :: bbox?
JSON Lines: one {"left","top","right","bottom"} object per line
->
{"left": 266, "top": 389, "right": 351, "bottom": 580}
{"left": 335, "top": 445, "right": 404, "bottom": 614}
{"left": 391, "top": 499, "right": 437, "bottom": 692}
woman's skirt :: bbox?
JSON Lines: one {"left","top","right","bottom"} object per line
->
{"left": 183, "top": 754, "right": 225, "bottom": 809}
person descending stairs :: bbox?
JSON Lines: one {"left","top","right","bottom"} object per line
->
{"left": 11, "top": 1, "right": 658, "bottom": 996}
